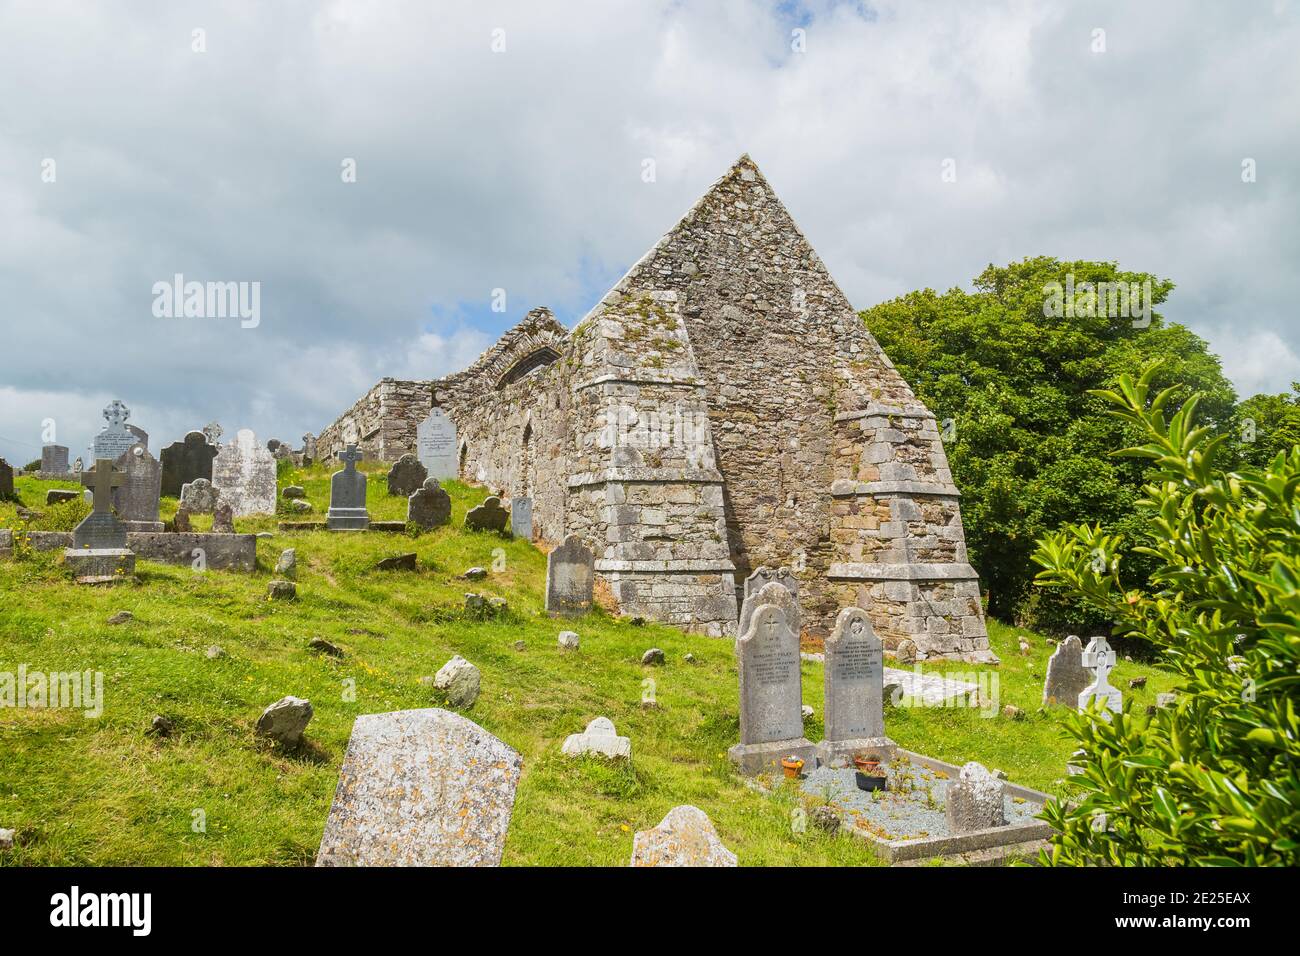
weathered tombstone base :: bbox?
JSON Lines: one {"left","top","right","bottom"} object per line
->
{"left": 326, "top": 508, "right": 370, "bottom": 531}
{"left": 728, "top": 737, "right": 818, "bottom": 776}
{"left": 64, "top": 548, "right": 136, "bottom": 584}
{"left": 815, "top": 735, "right": 897, "bottom": 767}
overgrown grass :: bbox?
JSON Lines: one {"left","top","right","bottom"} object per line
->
{"left": 0, "top": 466, "right": 1177, "bottom": 865}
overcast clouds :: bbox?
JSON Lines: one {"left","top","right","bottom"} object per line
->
{"left": 1, "top": 0, "right": 1296, "bottom": 467}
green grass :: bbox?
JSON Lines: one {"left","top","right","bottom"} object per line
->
{"left": 0, "top": 466, "right": 1179, "bottom": 866}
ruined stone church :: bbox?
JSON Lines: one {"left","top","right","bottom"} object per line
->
{"left": 321, "top": 155, "right": 994, "bottom": 662}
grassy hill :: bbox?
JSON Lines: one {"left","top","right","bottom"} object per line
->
{"left": 0, "top": 465, "right": 1178, "bottom": 866}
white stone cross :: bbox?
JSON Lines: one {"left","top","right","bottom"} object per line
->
{"left": 1079, "top": 636, "right": 1122, "bottom": 716}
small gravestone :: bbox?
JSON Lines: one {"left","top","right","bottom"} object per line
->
{"left": 739, "top": 581, "right": 801, "bottom": 641}
{"left": 41, "top": 444, "right": 70, "bottom": 476}
{"left": 160, "top": 431, "right": 218, "bottom": 497}
{"left": 211, "top": 502, "right": 235, "bottom": 534}
{"left": 562, "top": 716, "right": 630, "bottom": 759}
{"left": 327, "top": 444, "right": 370, "bottom": 531}
{"left": 115, "top": 445, "right": 164, "bottom": 532}
{"left": 316, "top": 708, "right": 522, "bottom": 867}
{"left": 465, "top": 495, "right": 508, "bottom": 533}
{"left": 301, "top": 432, "right": 317, "bottom": 466}
{"left": 945, "top": 762, "right": 1006, "bottom": 832}
{"left": 173, "top": 506, "right": 192, "bottom": 532}
{"left": 180, "top": 477, "right": 220, "bottom": 513}
{"left": 1079, "top": 636, "right": 1122, "bottom": 716}
{"left": 1043, "top": 635, "right": 1089, "bottom": 706}
{"left": 728, "top": 604, "right": 816, "bottom": 775}
{"left": 416, "top": 408, "right": 458, "bottom": 480}
{"left": 545, "top": 535, "right": 594, "bottom": 616}
{"left": 408, "top": 478, "right": 451, "bottom": 529}
{"left": 0, "top": 458, "right": 12, "bottom": 500}
{"left": 212, "top": 429, "right": 277, "bottom": 516}
{"left": 92, "top": 400, "right": 139, "bottom": 462}
{"left": 816, "top": 606, "right": 895, "bottom": 765}
{"left": 510, "top": 496, "right": 533, "bottom": 540}
{"left": 65, "top": 459, "right": 135, "bottom": 583}
{"left": 630, "top": 806, "right": 737, "bottom": 867}
{"left": 386, "top": 454, "right": 427, "bottom": 497}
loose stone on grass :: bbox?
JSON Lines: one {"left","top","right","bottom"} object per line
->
{"left": 308, "top": 637, "right": 344, "bottom": 657}
{"left": 268, "top": 580, "right": 297, "bottom": 601}
{"left": 434, "top": 655, "right": 481, "bottom": 708}
{"left": 630, "top": 806, "right": 736, "bottom": 867}
{"left": 256, "top": 696, "right": 313, "bottom": 746}
{"left": 558, "top": 630, "right": 580, "bottom": 651}
{"left": 106, "top": 611, "right": 133, "bottom": 625}
{"left": 376, "top": 552, "right": 417, "bottom": 571}
{"left": 275, "top": 548, "right": 296, "bottom": 577}
{"left": 641, "top": 647, "right": 665, "bottom": 666}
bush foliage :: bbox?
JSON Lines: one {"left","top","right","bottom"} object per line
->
{"left": 1032, "top": 364, "right": 1299, "bottom": 865}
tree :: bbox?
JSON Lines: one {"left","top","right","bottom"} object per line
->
{"left": 862, "top": 256, "right": 1237, "bottom": 629}
{"left": 1233, "top": 385, "right": 1300, "bottom": 470}
{"left": 1032, "top": 364, "right": 1299, "bottom": 865}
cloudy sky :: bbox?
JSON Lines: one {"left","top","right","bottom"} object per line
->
{"left": 1, "top": 0, "right": 1296, "bottom": 467}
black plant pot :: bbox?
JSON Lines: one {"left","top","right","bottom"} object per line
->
{"left": 855, "top": 772, "right": 887, "bottom": 792}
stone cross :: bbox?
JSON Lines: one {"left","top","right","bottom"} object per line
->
{"left": 81, "top": 459, "right": 123, "bottom": 513}
{"left": 1079, "top": 635, "right": 1122, "bottom": 716}
{"left": 103, "top": 400, "right": 129, "bottom": 428}
{"left": 339, "top": 444, "right": 363, "bottom": 468}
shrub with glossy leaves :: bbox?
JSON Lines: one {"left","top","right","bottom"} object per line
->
{"left": 1032, "top": 363, "right": 1299, "bottom": 866}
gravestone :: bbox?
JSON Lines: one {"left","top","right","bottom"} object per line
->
{"left": 416, "top": 408, "right": 458, "bottom": 480}
{"left": 510, "top": 495, "right": 533, "bottom": 540}
{"left": 41, "top": 444, "right": 70, "bottom": 475}
{"left": 160, "top": 431, "right": 219, "bottom": 497}
{"left": 545, "top": 534, "right": 594, "bottom": 616}
{"left": 0, "top": 458, "right": 12, "bottom": 500}
{"left": 211, "top": 502, "right": 235, "bottom": 534}
{"left": 202, "top": 422, "right": 223, "bottom": 445}
{"left": 816, "top": 606, "right": 896, "bottom": 765}
{"left": 326, "top": 445, "right": 370, "bottom": 531}
{"left": 945, "top": 762, "right": 1006, "bottom": 832}
{"left": 65, "top": 460, "right": 136, "bottom": 583}
{"left": 630, "top": 806, "right": 737, "bottom": 868}
{"left": 1079, "top": 636, "right": 1122, "bottom": 716}
{"left": 561, "top": 716, "right": 631, "bottom": 759}
{"left": 465, "top": 495, "right": 508, "bottom": 533}
{"left": 92, "top": 400, "right": 139, "bottom": 462}
{"left": 127, "top": 425, "right": 149, "bottom": 451}
{"left": 301, "top": 432, "right": 317, "bottom": 466}
{"left": 316, "top": 708, "right": 522, "bottom": 867}
{"left": 728, "top": 603, "right": 817, "bottom": 775}
{"left": 180, "top": 477, "right": 220, "bottom": 513}
{"left": 114, "top": 445, "right": 164, "bottom": 532}
{"left": 386, "top": 453, "right": 427, "bottom": 497}
{"left": 738, "top": 566, "right": 799, "bottom": 637}
{"left": 739, "top": 580, "right": 802, "bottom": 640}
{"left": 212, "top": 429, "right": 277, "bottom": 516}
{"left": 1043, "top": 635, "right": 1089, "bottom": 706}
{"left": 408, "top": 477, "right": 451, "bottom": 529}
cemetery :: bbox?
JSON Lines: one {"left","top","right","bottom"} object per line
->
{"left": 0, "top": 409, "right": 1182, "bottom": 866}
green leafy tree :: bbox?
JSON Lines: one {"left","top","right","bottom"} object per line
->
{"left": 862, "top": 257, "right": 1237, "bottom": 629}
{"left": 1233, "top": 384, "right": 1300, "bottom": 469}
{"left": 1032, "top": 364, "right": 1299, "bottom": 865}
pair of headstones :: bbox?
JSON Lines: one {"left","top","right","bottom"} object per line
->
{"left": 1043, "top": 635, "right": 1123, "bottom": 715}
{"left": 728, "top": 600, "right": 895, "bottom": 775}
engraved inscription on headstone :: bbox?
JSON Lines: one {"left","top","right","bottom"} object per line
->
{"left": 416, "top": 408, "right": 458, "bottom": 480}
{"left": 92, "top": 400, "right": 139, "bottom": 462}
{"left": 41, "top": 444, "right": 70, "bottom": 476}
{"left": 728, "top": 603, "right": 817, "bottom": 775}
{"left": 545, "top": 534, "right": 593, "bottom": 616}
{"left": 212, "top": 428, "right": 277, "bottom": 516}
{"left": 817, "top": 606, "right": 895, "bottom": 765}
{"left": 510, "top": 496, "right": 533, "bottom": 540}
{"left": 114, "top": 445, "right": 164, "bottom": 532}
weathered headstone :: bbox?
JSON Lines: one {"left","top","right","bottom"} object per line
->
{"left": 945, "top": 761, "right": 1006, "bottom": 832}
{"left": 739, "top": 580, "right": 802, "bottom": 641}
{"left": 127, "top": 425, "right": 149, "bottom": 451}
{"left": 212, "top": 429, "right": 277, "bottom": 516}
{"left": 738, "top": 566, "right": 799, "bottom": 637}
{"left": 630, "top": 806, "right": 737, "bottom": 867}
{"left": 211, "top": 502, "right": 235, "bottom": 534}
{"left": 40, "top": 444, "right": 70, "bottom": 476}
{"left": 326, "top": 444, "right": 370, "bottom": 531}
{"left": 408, "top": 477, "right": 451, "bottom": 529}
{"left": 464, "top": 495, "right": 508, "bottom": 533}
{"left": 160, "top": 431, "right": 218, "bottom": 498}
{"left": 510, "top": 495, "right": 533, "bottom": 540}
{"left": 301, "top": 432, "right": 317, "bottom": 466}
{"left": 728, "top": 604, "right": 817, "bottom": 775}
{"left": 316, "top": 708, "right": 522, "bottom": 867}
{"left": 114, "top": 445, "right": 164, "bottom": 532}
{"left": 816, "top": 606, "right": 895, "bottom": 765}
{"left": 202, "top": 422, "right": 223, "bottom": 445}
{"left": 545, "top": 534, "right": 594, "bottom": 616}
{"left": 180, "top": 477, "right": 220, "bottom": 513}
{"left": 386, "top": 453, "right": 427, "bottom": 497}
{"left": 416, "top": 408, "right": 458, "bottom": 480}
{"left": 173, "top": 506, "right": 192, "bottom": 532}
{"left": 92, "top": 400, "right": 139, "bottom": 462}
{"left": 64, "top": 459, "right": 136, "bottom": 583}
{"left": 562, "top": 716, "right": 631, "bottom": 759}
{"left": 1043, "top": 635, "right": 1090, "bottom": 706}
{"left": 0, "top": 458, "right": 13, "bottom": 500}
{"left": 1079, "top": 636, "right": 1122, "bottom": 716}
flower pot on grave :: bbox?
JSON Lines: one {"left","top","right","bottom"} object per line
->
{"left": 781, "top": 756, "right": 805, "bottom": 779}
